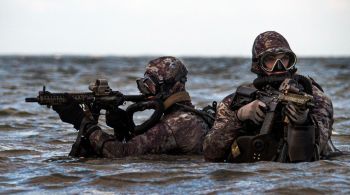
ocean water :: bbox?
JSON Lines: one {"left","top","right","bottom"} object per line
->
{"left": 0, "top": 56, "right": 349, "bottom": 194}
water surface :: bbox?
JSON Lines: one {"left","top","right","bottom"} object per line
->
{"left": 0, "top": 56, "right": 349, "bottom": 194}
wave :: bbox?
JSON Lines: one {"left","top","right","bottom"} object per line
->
{"left": 0, "top": 108, "right": 34, "bottom": 117}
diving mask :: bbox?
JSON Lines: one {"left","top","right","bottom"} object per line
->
{"left": 260, "top": 52, "right": 296, "bottom": 72}
{"left": 136, "top": 75, "right": 159, "bottom": 96}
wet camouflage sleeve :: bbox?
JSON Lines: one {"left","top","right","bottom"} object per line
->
{"left": 203, "top": 94, "right": 243, "bottom": 162}
{"left": 310, "top": 84, "right": 334, "bottom": 154}
{"left": 88, "top": 110, "right": 208, "bottom": 158}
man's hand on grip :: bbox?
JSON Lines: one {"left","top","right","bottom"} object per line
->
{"left": 237, "top": 100, "right": 267, "bottom": 125}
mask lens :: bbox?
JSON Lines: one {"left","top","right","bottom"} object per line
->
{"left": 136, "top": 77, "right": 157, "bottom": 95}
{"left": 262, "top": 55, "right": 277, "bottom": 71}
{"left": 281, "top": 55, "right": 290, "bottom": 68}
{"left": 283, "top": 53, "right": 296, "bottom": 69}
{"left": 137, "top": 78, "right": 150, "bottom": 95}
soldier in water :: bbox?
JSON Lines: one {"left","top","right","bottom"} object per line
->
{"left": 203, "top": 31, "right": 337, "bottom": 163}
{"left": 53, "top": 56, "right": 211, "bottom": 157}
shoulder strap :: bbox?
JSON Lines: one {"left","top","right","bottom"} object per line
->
{"left": 230, "top": 84, "right": 257, "bottom": 110}
{"left": 174, "top": 103, "right": 216, "bottom": 128}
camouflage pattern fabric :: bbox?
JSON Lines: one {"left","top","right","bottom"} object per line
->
{"left": 144, "top": 56, "right": 188, "bottom": 99}
{"left": 311, "top": 84, "right": 334, "bottom": 154}
{"left": 76, "top": 56, "right": 208, "bottom": 158}
{"left": 203, "top": 93, "right": 243, "bottom": 162}
{"left": 145, "top": 56, "right": 188, "bottom": 82}
{"left": 203, "top": 79, "right": 334, "bottom": 162}
{"left": 251, "top": 31, "right": 296, "bottom": 75}
{"left": 87, "top": 104, "right": 209, "bottom": 158}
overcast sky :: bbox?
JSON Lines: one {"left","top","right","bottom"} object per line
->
{"left": 1, "top": 0, "right": 349, "bottom": 56}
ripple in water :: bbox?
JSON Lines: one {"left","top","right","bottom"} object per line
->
{"left": 0, "top": 56, "right": 349, "bottom": 194}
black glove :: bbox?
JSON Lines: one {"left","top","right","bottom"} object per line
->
{"left": 52, "top": 93, "right": 85, "bottom": 130}
{"left": 284, "top": 103, "right": 310, "bottom": 125}
{"left": 106, "top": 108, "right": 134, "bottom": 141}
{"left": 88, "top": 103, "right": 101, "bottom": 121}
{"left": 69, "top": 117, "right": 100, "bottom": 157}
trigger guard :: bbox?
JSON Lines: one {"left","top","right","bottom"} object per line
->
{"left": 126, "top": 100, "right": 164, "bottom": 136}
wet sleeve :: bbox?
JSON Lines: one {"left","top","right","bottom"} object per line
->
{"left": 203, "top": 94, "right": 244, "bottom": 162}
{"left": 88, "top": 122, "right": 177, "bottom": 158}
{"left": 310, "top": 85, "right": 334, "bottom": 153}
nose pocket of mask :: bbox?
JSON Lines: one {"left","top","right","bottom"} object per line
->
{"left": 272, "top": 60, "right": 288, "bottom": 72}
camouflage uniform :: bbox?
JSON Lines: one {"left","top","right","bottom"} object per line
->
{"left": 87, "top": 106, "right": 208, "bottom": 157}
{"left": 81, "top": 57, "right": 209, "bottom": 157}
{"left": 203, "top": 31, "right": 334, "bottom": 162}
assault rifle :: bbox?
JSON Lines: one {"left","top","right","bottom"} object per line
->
{"left": 26, "top": 79, "right": 155, "bottom": 157}
{"left": 25, "top": 79, "right": 146, "bottom": 110}
{"left": 25, "top": 79, "right": 165, "bottom": 142}
{"left": 231, "top": 78, "right": 315, "bottom": 162}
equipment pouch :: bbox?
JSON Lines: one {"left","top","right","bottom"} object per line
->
{"left": 287, "top": 124, "right": 315, "bottom": 162}
{"left": 231, "top": 134, "right": 279, "bottom": 163}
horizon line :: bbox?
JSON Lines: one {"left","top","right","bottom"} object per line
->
{"left": 0, "top": 54, "right": 350, "bottom": 59}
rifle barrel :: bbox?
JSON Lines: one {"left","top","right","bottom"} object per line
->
{"left": 25, "top": 98, "right": 38, "bottom": 102}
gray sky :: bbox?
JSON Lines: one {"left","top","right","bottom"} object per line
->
{"left": 1, "top": 0, "right": 349, "bottom": 56}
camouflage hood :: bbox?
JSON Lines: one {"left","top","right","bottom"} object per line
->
{"left": 251, "top": 31, "right": 297, "bottom": 75}
{"left": 144, "top": 56, "right": 188, "bottom": 99}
